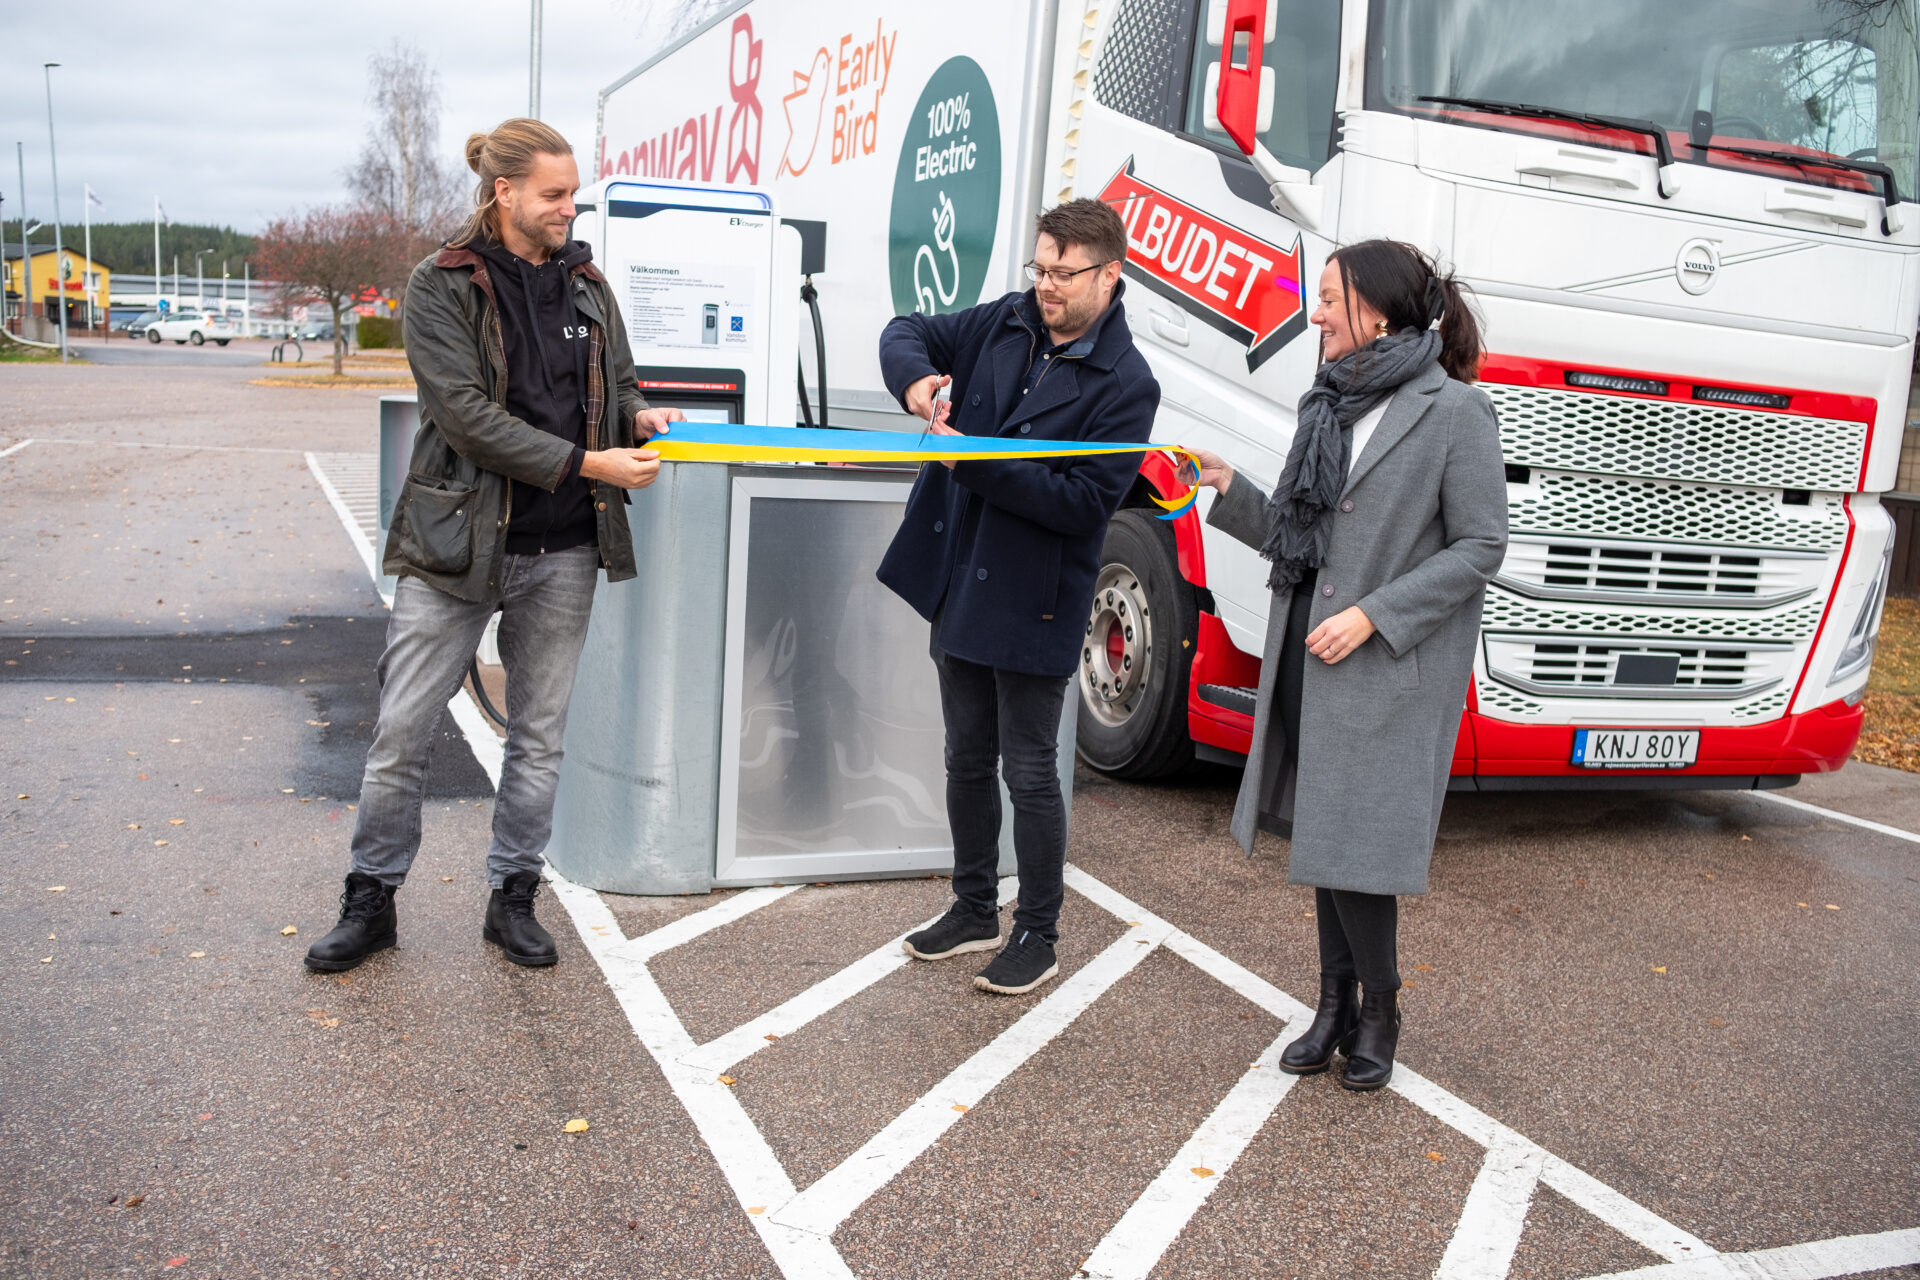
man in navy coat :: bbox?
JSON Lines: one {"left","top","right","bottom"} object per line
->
{"left": 878, "top": 198, "right": 1160, "bottom": 995}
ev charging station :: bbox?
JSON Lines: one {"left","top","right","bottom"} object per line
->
{"left": 544, "top": 178, "right": 1069, "bottom": 895}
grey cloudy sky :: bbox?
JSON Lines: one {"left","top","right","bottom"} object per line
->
{"left": 1, "top": 0, "right": 729, "bottom": 235}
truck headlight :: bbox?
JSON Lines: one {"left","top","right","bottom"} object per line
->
{"left": 1830, "top": 543, "right": 1893, "bottom": 686}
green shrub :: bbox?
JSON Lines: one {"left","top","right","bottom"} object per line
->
{"left": 358, "top": 314, "right": 401, "bottom": 349}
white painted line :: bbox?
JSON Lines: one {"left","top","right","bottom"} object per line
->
{"left": 305, "top": 451, "right": 378, "bottom": 581}
{"left": 0, "top": 438, "right": 33, "bottom": 459}
{"left": 1577, "top": 1226, "right": 1920, "bottom": 1280}
{"left": 621, "top": 884, "right": 804, "bottom": 964}
{"left": 24, "top": 435, "right": 306, "bottom": 455}
{"left": 542, "top": 865, "right": 858, "bottom": 1280}
{"left": 443, "top": 690, "right": 504, "bottom": 788}
{"left": 1064, "top": 864, "right": 1714, "bottom": 1268}
{"left": 1748, "top": 788, "right": 1920, "bottom": 845}
{"left": 772, "top": 914, "right": 1174, "bottom": 1238}
{"left": 1075, "top": 1027, "right": 1305, "bottom": 1280}
{"left": 683, "top": 879, "right": 1022, "bottom": 1076}
{"left": 1434, "top": 1137, "right": 1548, "bottom": 1280}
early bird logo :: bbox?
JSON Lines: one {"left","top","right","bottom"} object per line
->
{"left": 778, "top": 48, "right": 835, "bottom": 178}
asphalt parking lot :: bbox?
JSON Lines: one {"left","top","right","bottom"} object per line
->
{"left": 2, "top": 361, "right": 1916, "bottom": 1279}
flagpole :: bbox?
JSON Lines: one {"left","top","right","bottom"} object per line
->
{"left": 83, "top": 183, "right": 93, "bottom": 336}
{"left": 44, "top": 62, "right": 67, "bottom": 364}
{"left": 14, "top": 144, "right": 26, "bottom": 339}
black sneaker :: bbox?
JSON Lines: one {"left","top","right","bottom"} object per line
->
{"left": 304, "top": 873, "right": 397, "bottom": 972}
{"left": 902, "top": 902, "right": 1000, "bottom": 961}
{"left": 974, "top": 928, "right": 1059, "bottom": 995}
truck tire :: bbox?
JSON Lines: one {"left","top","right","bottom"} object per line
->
{"left": 1076, "top": 509, "right": 1197, "bottom": 779}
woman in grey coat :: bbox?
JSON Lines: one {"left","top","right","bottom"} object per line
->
{"left": 1183, "top": 240, "right": 1507, "bottom": 1091}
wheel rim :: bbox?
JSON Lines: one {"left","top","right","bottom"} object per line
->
{"left": 1079, "top": 563, "right": 1153, "bottom": 729}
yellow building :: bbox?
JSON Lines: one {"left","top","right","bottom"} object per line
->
{"left": 3, "top": 244, "right": 111, "bottom": 330}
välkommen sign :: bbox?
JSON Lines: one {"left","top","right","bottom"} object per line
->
{"left": 1097, "top": 160, "right": 1306, "bottom": 372}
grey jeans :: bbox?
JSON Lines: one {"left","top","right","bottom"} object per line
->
{"left": 349, "top": 546, "right": 599, "bottom": 888}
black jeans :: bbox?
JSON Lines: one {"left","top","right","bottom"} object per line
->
{"left": 1315, "top": 887, "right": 1400, "bottom": 993}
{"left": 931, "top": 644, "right": 1069, "bottom": 944}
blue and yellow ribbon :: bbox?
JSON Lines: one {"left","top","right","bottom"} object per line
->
{"left": 645, "top": 423, "right": 1199, "bottom": 520}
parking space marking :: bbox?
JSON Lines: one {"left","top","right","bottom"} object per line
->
{"left": 1749, "top": 788, "right": 1920, "bottom": 845}
{"left": 0, "top": 438, "right": 34, "bottom": 458}
{"left": 301, "top": 452, "right": 1917, "bottom": 1280}
{"left": 1435, "top": 1137, "right": 1549, "bottom": 1280}
{"left": 772, "top": 912, "right": 1177, "bottom": 1238}
{"left": 1579, "top": 1226, "right": 1920, "bottom": 1280}
{"left": 16, "top": 435, "right": 305, "bottom": 455}
{"left": 621, "top": 884, "right": 804, "bottom": 964}
{"left": 682, "top": 878, "right": 1023, "bottom": 1077}
{"left": 304, "top": 451, "right": 377, "bottom": 581}
{"left": 1075, "top": 1027, "right": 1305, "bottom": 1280}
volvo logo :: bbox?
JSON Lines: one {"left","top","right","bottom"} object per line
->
{"left": 1675, "top": 238, "right": 1720, "bottom": 295}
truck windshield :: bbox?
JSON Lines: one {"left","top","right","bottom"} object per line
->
{"left": 1368, "top": 0, "right": 1920, "bottom": 199}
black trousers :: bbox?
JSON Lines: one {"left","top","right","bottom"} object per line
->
{"left": 1278, "top": 573, "right": 1401, "bottom": 994}
{"left": 931, "top": 643, "right": 1069, "bottom": 944}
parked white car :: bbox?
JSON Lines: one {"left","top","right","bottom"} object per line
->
{"left": 146, "top": 310, "right": 233, "bottom": 346}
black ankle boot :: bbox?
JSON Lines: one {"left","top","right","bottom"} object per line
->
{"left": 304, "top": 873, "right": 397, "bottom": 972}
{"left": 1279, "top": 975, "right": 1360, "bottom": 1075}
{"left": 484, "top": 871, "right": 557, "bottom": 967}
{"left": 1339, "top": 986, "right": 1401, "bottom": 1091}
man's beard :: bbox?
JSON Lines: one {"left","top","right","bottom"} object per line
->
{"left": 1046, "top": 288, "right": 1104, "bottom": 336}
{"left": 509, "top": 206, "right": 565, "bottom": 253}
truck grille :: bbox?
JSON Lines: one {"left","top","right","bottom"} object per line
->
{"left": 1508, "top": 473, "right": 1848, "bottom": 553}
{"left": 1484, "top": 382, "right": 1866, "bottom": 491}
{"left": 1482, "top": 635, "right": 1793, "bottom": 700}
{"left": 1496, "top": 539, "right": 1822, "bottom": 608}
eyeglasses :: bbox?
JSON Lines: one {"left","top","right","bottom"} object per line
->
{"left": 1024, "top": 260, "right": 1112, "bottom": 287}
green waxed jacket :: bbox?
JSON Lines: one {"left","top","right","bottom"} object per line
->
{"left": 385, "top": 243, "right": 650, "bottom": 602}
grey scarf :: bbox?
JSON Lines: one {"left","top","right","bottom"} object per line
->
{"left": 1259, "top": 329, "right": 1442, "bottom": 591}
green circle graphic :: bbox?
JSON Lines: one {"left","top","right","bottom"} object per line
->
{"left": 889, "top": 57, "right": 1001, "bottom": 318}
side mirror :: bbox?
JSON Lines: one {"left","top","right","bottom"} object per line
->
{"left": 1211, "top": 0, "right": 1272, "bottom": 156}
{"left": 1205, "top": 0, "right": 1322, "bottom": 228}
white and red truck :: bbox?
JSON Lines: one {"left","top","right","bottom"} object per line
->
{"left": 595, "top": 0, "right": 1920, "bottom": 790}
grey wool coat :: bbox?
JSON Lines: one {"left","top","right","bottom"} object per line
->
{"left": 1207, "top": 362, "right": 1508, "bottom": 895}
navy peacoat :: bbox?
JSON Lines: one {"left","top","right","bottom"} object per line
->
{"left": 875, "top": 286, "right": 1161, "bottom": 677}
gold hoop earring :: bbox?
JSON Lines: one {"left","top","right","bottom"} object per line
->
{"left": 1375, "top": 320, "right": 1389, "bottom": 335}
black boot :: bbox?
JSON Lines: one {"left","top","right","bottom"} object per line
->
{"left": 1339, "top": 986, "right": 1401, "bottom": 1091}
{"left": 484, "top": 871, "right": 557, "bottom": 967}
{"left": 304, "top": 873, "right": 397, "bottom": 972}
{"left": 1279, "top": 975, "right": 1359, "bottom": 1075}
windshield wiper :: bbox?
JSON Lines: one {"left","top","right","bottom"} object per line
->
{"left": 1416, "top": 96, "right": 1680, "bottom": 199}
{"left": 1700, "top": 142, "right": 1900, "bottom": 235}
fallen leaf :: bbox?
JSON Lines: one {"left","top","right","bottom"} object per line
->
{"left": 124, "top": 1195, "right": 144, "bottom": 1207}
{"left": 167, "top": 738, "right": 180, "bottom": 744}
{"left": 764, "top": 1033, "right": 779, "bottom": 1042}
{"left": 168, "top": 819, "right": 185, "bottom": 826}
{"left": 127, "top": 824, "right": 140, "bottom": 830}
{"left": 746, "top": 1206, "right": 765, "bottom": 1215}
{"left": 46, "top": 886, "right": 66, "bottom": 893}
{"left": 1797, "top": 902, "right": 1810, "bottom": 908}
{"left": 1825, "top": 904, "right": 1840, "bottom": 910}
{"left": 717, "top": 1075, "right": 737, "bottom": 1086}
{"left": 281, "top": 925, "right": 298, "bottom": 936}
{"left": 1740, "top": 835, "right": 1752, "bottom": 842}
{"left": 48, "top": 932, "right": 56, "bottom": 940}
{"left": 563, "top": 1118, "right": 590, "bottom": 1133}
{"left": 188, "top": 952, "right": 206, "bottom": 959}
{"left": 306, "top": 720, "right": 330, "bottom": 727}
{"left": 1651, "top": 965, "right": 1668, "bottom": 974}
{"left": 197, "top": 1113, "right": 212, "bottom": 1121}
{"left": 38, "top": 956, "right": 51, "bottom": 964}
{"left": 335, "top": 975, "right": 354, "bottom": 985}
{"left": 1415, "top": 963, "right": 1433, "bottom": 971}
{"left": 165, "top": 1258, "right": 187, "bottom": 1268}
{"left": 280, "top": 788, "right": 294, "bottom": 794}
{"left": 153, "top": 840, "right": 169, "bottom": 847}
{"left": 1191, "top": 1167, "right": 1215, "bottom": 1177}
{"left": 1708, "top": 1017, "right": 1726, "bottom": 1028}
{"left": 951, "top": 1104, "right": 969, "bottom": 1113}
{"left": 1426, "top": 1152, "right": 1446, "bottom": 1163}
{"left": 320, "top": 1018, "right": 340, "bottom": 1028}
{"left": 16, "top": 794, "right": 27, "bottom": 800}
{"left": 441, "top": 876, "right": 454, "bottom": 883}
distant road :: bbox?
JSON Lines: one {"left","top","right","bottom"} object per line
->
{"left": 76, "top": 337, "right": 296, "bottom": 368}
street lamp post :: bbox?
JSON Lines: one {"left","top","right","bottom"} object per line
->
{"left": 43, "top": 62, "right": 67, "bottom": 364}
{"left": 10, "top": 144, "right": 23, "bottom": 339}
{"left": 194, "top": 248, "right": 216, "bottom": 309}
{"left": 529, "top": 0, "right": 544, "bottom": 118}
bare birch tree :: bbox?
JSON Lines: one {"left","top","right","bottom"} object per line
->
{"left": 346, "top": 42, "right": 462, "bottom": 310}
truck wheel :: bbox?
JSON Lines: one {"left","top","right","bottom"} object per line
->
{"left": 1076, "top": 509, "right": 1196, "bottom": 779}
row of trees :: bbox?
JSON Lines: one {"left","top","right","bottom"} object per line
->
{"left": 255, "top": 42, "right": 470, "bottom": 375}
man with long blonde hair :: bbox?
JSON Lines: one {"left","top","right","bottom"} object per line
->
{"left": 305, "top": 118, "right": 682, "bottom": 973}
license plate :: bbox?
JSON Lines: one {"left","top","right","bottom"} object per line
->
{"left": 1570, "top": 729, "right": 1699, "bottom": 769}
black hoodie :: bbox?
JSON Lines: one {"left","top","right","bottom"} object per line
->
{"left": 474, "top": 237, "right": 596, "bottom": 556}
